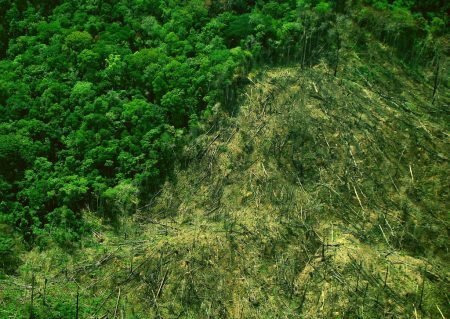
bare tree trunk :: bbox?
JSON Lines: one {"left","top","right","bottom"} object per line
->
{"left": 334, "top": 30, "right": 341, "bottom": 77}
{"left": 76, "top": 286, "right": 80, "bottom": 319}
{"left": 43, "top": 278, "right": 47, "bottom": 306}
{"left": 29, "top": 275, "right": 35, "bottom": 319}
{"left": 302, "top": 29, "right": 307, "bottom": 69}
{"left": 432, "top": 53, "right": 440, "bottom": 104}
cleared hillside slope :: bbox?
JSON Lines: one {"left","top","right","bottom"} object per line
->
{"left": 1, "top": 42, "right": 449, "bottom": 318}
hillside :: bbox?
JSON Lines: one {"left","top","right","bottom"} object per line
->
{"left": 1, "top": 28, "right": 449, "bottom": 318}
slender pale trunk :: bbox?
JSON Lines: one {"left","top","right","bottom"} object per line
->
{"left": 334, "top": 31, "right": 341, "bottom": 77}
{"left": 432, "top": 52, "right": 440, "bottom": 104}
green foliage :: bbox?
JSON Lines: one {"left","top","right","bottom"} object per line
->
{"left": 357, "top": 0, "right": 448, "bottom": 62}
{"left": 0, "top": 225, "right": 20, "bottom": 274}
{"left": 44, "top": 206, "right": 85, "bottom": 246}
{"left": 65, "top": 30, "right": 93, "bottom": 51}
{"left": 102, "top": 181, "right": 139, "bottom": 217}
{"left": 315, "top": 1, "right": 332, "bottom": 15}
{"left": 427, "top": 16, "right": 445, "bottom": 35}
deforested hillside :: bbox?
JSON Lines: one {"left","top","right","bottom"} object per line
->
{"left": 2, "top": 28, "right": 449, "bottom": 318}
{"left": 1, "top": 1, "right": 449, "bottom": 318}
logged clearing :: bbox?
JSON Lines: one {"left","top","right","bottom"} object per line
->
{"left": 2, "top": 42, "right": 449, "bottom": 318}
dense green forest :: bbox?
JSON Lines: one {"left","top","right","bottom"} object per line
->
{"left": 0, "top": 0, "right": 448, "bottom": 318}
